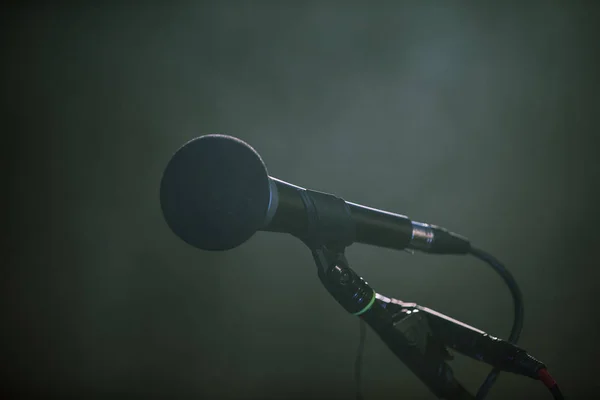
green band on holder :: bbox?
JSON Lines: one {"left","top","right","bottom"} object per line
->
{"left": 352, "top": 290, "right": 377, "bottom": 316}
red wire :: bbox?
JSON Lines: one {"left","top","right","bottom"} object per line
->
{"left": 538, "top": 368, "right": 557, "bottom": 389}
{"left": 538, "top": 369, "right": 565, "bottom": 400}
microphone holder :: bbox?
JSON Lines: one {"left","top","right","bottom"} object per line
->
{"left": 295, "top": 188, "right": 475, "bottom": 399}
{"left": 310, "top": 246, "right": 475, "bottom": 400}
{"left": 294, "top": 185, "right": 542, "bottom": 399}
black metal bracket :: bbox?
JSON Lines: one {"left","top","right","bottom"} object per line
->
{"left": 295, "top": 187, "right": 475, "bottom": 399}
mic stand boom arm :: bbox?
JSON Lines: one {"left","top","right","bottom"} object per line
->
{"left": 311, "top": 246, "right": 544, "bottom": 400}
{"left": 294, "top": 187, "right": 543, "bottom": 399}
{"left": 312, "top": 246, "right": 475, "bottom": 400}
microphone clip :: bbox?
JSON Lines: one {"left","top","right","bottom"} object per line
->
{"left": 294, "top": 179, "right": 540, "bottom": 398}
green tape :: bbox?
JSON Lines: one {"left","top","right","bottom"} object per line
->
{"left": 352, "top": 290, "right": 376, "bottom": 316}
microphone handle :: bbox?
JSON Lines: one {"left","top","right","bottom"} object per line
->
{"left": 265, "top": 178, "right": 471, "bottom": 254}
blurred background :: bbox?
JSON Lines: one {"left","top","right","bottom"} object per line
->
{"left": 3, "top": 2, "right": 599, "bottom": 399}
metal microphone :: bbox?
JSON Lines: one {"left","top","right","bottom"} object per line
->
{"left": 160, "top": 134, "right": 470, "bottom": 254}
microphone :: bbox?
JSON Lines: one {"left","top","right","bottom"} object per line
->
{"left": 159, "top": 135, "right": 561, "bottom": 400}
{"left": 160, "top": 134, "right": 470, "bottom": 254}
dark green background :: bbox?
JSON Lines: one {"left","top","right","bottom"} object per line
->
{"left": 3, "top": 2, "right": 599, "bottom": 399}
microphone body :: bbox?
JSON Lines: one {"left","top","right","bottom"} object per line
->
{"left": 159, "top": 134, "right": 470, "bottom": 254}
{"left": 265, "top": 177, "right": 470, "bottom": 254}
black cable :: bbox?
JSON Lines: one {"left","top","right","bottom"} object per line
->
{"left": 469, "top": 247, "right": 524, "bottom": 400}
{"left": 355, "top": 318, "right": 367, "bottom": 400}
{"left": 549, "top": 384, "right": 565, "bottom": 400}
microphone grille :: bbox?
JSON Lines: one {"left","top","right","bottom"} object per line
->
{"left": 160, "top": 134, "right": 272, "bottom": 251}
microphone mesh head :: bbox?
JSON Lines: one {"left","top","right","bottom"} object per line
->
{"left": 160, "top": 134, "right": 272, "bottom": 251}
